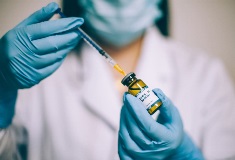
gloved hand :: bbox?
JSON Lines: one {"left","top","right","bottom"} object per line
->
{"left": 0, "top": 2, "right": 84, "bottom": 89}
{"left": 0, "top": 2, "right": 83, "bottom": 128}
{"left": 118, "top": 88, "right": 204, "bottom": 160}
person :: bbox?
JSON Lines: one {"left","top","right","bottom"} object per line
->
{"left": 0, "top": 1, "right": 235, "bottom": 160}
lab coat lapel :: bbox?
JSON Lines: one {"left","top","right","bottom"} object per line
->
{"left": 135, "top": 27, "right": 175, "bottom": 98}
{"left": 80, "top": 44, "right": 121, "bottom": 131}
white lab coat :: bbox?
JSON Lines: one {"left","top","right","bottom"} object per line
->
{"left": 1, "top": 27, "right": 235, "bottom": 160}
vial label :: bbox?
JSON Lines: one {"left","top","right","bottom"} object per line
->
{"left": 136, "top": 86, "right": 159, "bottom": 110}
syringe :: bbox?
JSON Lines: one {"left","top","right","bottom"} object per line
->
{"left": 56, "top": 8, "right": 126, "bottom": 76}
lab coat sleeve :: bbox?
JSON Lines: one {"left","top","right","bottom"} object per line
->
{"left": 201, "top": 59, "right": 235, "bottom": 159}
{"left": 0, "top": 128, "right": 21, "bottom": 160}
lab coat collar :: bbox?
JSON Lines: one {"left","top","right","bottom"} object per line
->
{"left": 135, "top": 27, "right": 175, "bottom": 97}
{"left": 80, "top": 26, "right": 174, "bottom": 131}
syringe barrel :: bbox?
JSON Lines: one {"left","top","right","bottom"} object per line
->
{"left": 56, "top": 8, "right": 117, "bottom": 67}
{"left": 77, "top": 28, "right": 103, "bottom": 53}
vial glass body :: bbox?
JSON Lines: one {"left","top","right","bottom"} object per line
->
{"left": 127, "top": 79, "right": 162, "bottom": 115}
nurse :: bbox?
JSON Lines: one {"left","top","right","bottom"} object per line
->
{"left": 0, "top": 1, "right": 235, "bottom": 159}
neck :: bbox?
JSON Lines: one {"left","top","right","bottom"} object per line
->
{"left": 101, "top": 36, "right": 144, "bottom": 97}
{"left": 102, "top": 36, "right": 144, "bottom": 75}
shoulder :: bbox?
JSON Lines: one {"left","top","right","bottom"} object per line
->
{"left": 149, "top": 28, "right": 217, "bottom": 75}
{"left": 152, "top": 31, "right": 234, "bottom": 94}
{"left": 163, "top": 37, "right": 227, "bottom": 83}
{"left": 161, "top": 36, "right": 234, "bottom": 102}
{"left": 166, "top": 39, "right": 213, "bottom": 70}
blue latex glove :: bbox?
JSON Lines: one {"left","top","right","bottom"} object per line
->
{"left": 0, "top": 2, "right": 84, "bottom": 89}
{"left": 118, "top": 88, "right": 204, "bottom": 160}
{"left": 0, "top": 87, "right": 17, "bottom": 128}
{"left": 0, "top": 2, "right": 83, "bottom": 128}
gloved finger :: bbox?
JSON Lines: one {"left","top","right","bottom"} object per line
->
{"left": 118, "top": 136, "right": 134, "bottom": 160}
{"left": 119, "top": 108, "right": 171, "bottom": 160}
{"left": 9, "top": 48, "right": 69, "bottom": 88}
{"left": 119, "top": 129, "right": 160, "bottom": 160}
{"left": 123, "top": 106, "right": 161, "bottom": 150}
{"left": 153, "top": 89, "right": 182, "bottom": 127}
{"left": 28, "top": 49, "right": 66, "bottom": 70}
{"left": 119, "top": 107, "right": 143, "bottom": 156}
{"left": 35, "top": 52, "right": 66, "bottom": 79}
{"left": 16, "top": 2, "right": 59, "bottom": 28}
{"left": 124, "top": 93, "right": 169, "bottom": 140}
{"left": 124, "top": 109, "right": 177, "bottom": 159}
{"left": 31, "top": 30, "right": 80, "bottom": 55}
{"left": 119, "top": 107, "right": 163, "bottom": 160}
{"left": 25, "top": 17, "right": 83, "bottom": 41}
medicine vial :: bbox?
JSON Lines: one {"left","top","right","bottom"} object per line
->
{"left": 121, "top": 72, "right": 162, "bottom": 115}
